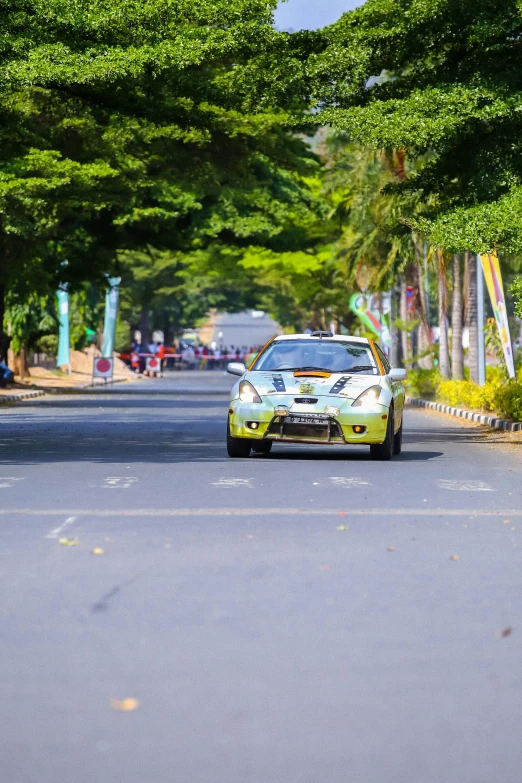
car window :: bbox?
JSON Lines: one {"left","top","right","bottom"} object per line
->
{"left": 375, "top": 345, "right": 391, "bottom": 374}
{"left": 253, "top": 340, "right": 379, "bottom": 374}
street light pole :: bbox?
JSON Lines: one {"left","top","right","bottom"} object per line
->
{"left": 476, "top": 254, "right": 486, "bottom": 385}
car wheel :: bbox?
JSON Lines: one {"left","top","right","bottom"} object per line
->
{"left": 251, "top": 440, "right": 272, "bottom": 454}
{"left": 393, "top": 417, "right": 403, "bottom": 455}
{"left": 227, "top": 418, "right": 252, "bottom": 458}
{"left": 370, "top": 409, "right": 394, "bottom": 461}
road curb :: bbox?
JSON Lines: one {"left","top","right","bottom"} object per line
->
{"left": 0, "top": 390, "right": 46, "bottom": 405}
{"left": 405, "top": 395, "right": 522, "bottom": 433}
{"left": 81, "top": 377, "right": 133, "bottom": 390}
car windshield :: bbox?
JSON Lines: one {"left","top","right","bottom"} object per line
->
{"left": 253, "top": 339, "right": 380, "bottom": 374}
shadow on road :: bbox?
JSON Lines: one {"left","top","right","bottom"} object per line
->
{"left": 405, "top": 426, "right": 494, "bottom": 443}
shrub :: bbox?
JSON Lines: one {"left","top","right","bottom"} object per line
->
{"left": 437, "top": 377, "right": 522, "bottom": 421}
{"left": 405, "top": 368, "right": 440, "bottom": 398}
{"left": 494, "top": 383, "right": 522, "bottom": 421}
{"left": 437, "top": 379, "right": 501, "bottom": 411}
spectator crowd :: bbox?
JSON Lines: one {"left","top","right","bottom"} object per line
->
{"left": 121, "top": 341, "right": 261, "bottom": 375}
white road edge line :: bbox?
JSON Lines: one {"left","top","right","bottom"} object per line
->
{"left": 45, "top": 516, "right": 77, "bottom": 539}
{"left": 6, "top": 507, "right": 522, "bottom": 518}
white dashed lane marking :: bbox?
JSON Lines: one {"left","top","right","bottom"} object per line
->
{"left": 0, "top": 477, "right": 24, "bottom": 489}
{"left": 103, "top": 477, "right": 138, "bottom": 489}
{"left": 329, "top": 477, "right": 370, "bottom": 488}
{"left": 438, "top": 479, "right": 494, "bottom": 492}
{"left": 212, "top": 478, "right": 254, "bottom": 488}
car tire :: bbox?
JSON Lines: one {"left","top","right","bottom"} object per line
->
{"left": 393, "top": 417, "right": 403, "bottom": 455}
{"left": 227, "top": 418, "right": 252, "bottom": 458}
{"left": 251, "top": 440, "right": 272, "bottom": 454}
{"left": 370, "top": 409, "right": 394, "bottom": 461}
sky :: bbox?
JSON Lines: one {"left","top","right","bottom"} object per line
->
{"left": 274, "top": 0, "right": 363, "bottom": 31}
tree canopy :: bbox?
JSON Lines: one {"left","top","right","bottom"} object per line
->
{"left": 0, "top": 0, "right": 319, "bottom": 296}
{"left": 310, "top": 0, "right": 522, "bottom": 253}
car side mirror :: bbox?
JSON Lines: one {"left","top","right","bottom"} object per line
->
{"left": 388, "top": 368, "right": 407, "bottom": 381}
{"left": 227, "top": 362, "right": 247, "bottom": 377}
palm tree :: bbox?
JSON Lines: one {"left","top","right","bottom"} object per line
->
{"left": 437, "top": 250, "right": 450, "bottom": 378}
{"left": 451, "top": 254, "right": 464, "bottom": 379}
{"left": 466, "top": 252, "right": 479, "bottom": 383}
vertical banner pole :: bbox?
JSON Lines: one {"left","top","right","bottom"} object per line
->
{"left": 476, "top": 255, "right": 486, "bottom": 385}
{"left": 102, "top": 276, "right": 121, "bottom": 359}
{"left": 479, "top": 252, "right": 516, "bottom": 379}
{"left": 57, "top": 287, "right": 70, "bottom": 374}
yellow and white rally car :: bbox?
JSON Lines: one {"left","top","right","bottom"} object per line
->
{"left": 227, "top": 332, "right": 406, "bottom": 460}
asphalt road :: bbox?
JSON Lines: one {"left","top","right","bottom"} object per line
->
{"left": 1, "top": 371, "right": 521, "bottom": 783}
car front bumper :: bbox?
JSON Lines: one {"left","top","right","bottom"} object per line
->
{"left": 229, "top": 398, "right": 389, "bottom": 445}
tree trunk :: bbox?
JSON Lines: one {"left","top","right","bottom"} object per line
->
{"left": 467, "top": 251, "right": 479, "bottom": 383}
{"left": 438, "top": 251, "right": 450, "bottom": 379}
{"left": 417, "top": 264, "right": 433, "bottom": 369}
{"left": 451, "top": 254, "right": 464, "bottom": 379}
{"left": 399, "top": 277, "right": 408, "bottom": 364}
{"left": 0, "top": 282, "right": 7, "bottom": 363}
{"left": 139, "top": 306, "right": 150, "bottom": 348}
{"left": 389, "top": 285, "right": 400, "bottom": 368}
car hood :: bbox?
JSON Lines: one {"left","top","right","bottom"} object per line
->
{"left": 244, "top": 370, "right": 382, "bottom": 401}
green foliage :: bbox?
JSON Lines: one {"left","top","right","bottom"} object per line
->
{"left": 0, "top": 0, "right": 320, "bottom": 307}
{"left": 511, "top": 278, "right": 522, "bottom": 319}
{"left": 437, "top": 379, "right": 501, "bottom": 412}
{"left": 484, "top": 318, "right": 509, "bottom": 381}
{"left": 5, "top": 291, "right": 56, "bottom": 353}
{"left": 494, "top": 382, "right": 522, "bottom": 421}
{"left": 405, "top": 367, "right": 440, "bottom": 398}
{"left": 438, "top": 372, "right": 522, "bottom": 421}
{"left": 313, "top": 0, "right": 522, "bottom": 253}
{"left": 407, "top": 363, "right": 522, "bottom": 420}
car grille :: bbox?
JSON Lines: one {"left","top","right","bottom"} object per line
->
{"left": 294, "top": 397, "right": 318, "bottom": 404}
{"left": 266, "top": 418, "right": 344, "bottom": 441}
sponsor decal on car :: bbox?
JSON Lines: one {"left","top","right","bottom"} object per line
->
{"left": 299, "top": 383, "right": 315, "bottom": 394}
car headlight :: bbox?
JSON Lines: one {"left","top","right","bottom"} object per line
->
{"left": 239, "top": 380, "right": 262, "bottom": 403}
{"left": 351, "top": 385, "right": 382, "bottom": 408}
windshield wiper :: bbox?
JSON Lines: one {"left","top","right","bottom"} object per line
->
{"left": 283, "top": 366, "right": 333, "bottom": 372}
{"left": 344, "top": 365, "right": 377, "bottom": 373}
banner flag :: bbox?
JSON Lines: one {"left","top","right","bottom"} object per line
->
{"left": 56, "top": 288, "right": 70, "bottom": 368}
{"left": 480, "top": 253, "right": 516, "bottom": 379}
{"left": 349, "top": 292, "right": 391, "bottom": 348}
{"left": 102, "top": 277, "right": 121, "bottom": 359}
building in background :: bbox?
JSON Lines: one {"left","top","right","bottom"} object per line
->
{"left": 199, "top": 311, "right": 282, "bottom": 350}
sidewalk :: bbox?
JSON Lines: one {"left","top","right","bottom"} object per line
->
{"left": 0, "top": 365, "right": 139, "bottom": 403}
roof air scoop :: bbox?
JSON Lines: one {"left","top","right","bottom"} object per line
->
{"left": 310, "top": 331, "right": 334, "bottom": 338}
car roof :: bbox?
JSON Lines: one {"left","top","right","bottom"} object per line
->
{"left": 272, "top": 334, "right": 370, "bottom": 344}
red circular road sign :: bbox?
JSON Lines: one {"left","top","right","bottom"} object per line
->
{"left": 149, "top": 358, "right": 159, "bottom": 369}
{"left": 96, "top": 358, "right": 111, "bottom": 373}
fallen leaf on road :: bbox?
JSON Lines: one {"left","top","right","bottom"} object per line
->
{"left": 504, "top": 520, "right": 510, "bottom": 524}
{"left": 319, "top": 565, "right": 330, "bottom": 571}
{"left": 59, "top": 538, "right": 80, "bottom": 546}
{"left": 313, "top": 482, "right": 319, "bottom": 486}
{"left": 512, "top": 527, "right": 516, "bottom": 531}
{"left": 387, "top": 546, "right": 395, "bottom": 552}
{"left": 449, "top": 554, "right": 460, "bottom": 561}
{"left": 463, "top": 524, "right": 468, "bottom": 528}
{"left": 91, "top": 548, "right": 104, "bottom": 555}
{"left": 105, "top": 537, "right": 116, "bottom": 543}
{"left": 336, "top": 525, "right": 348, "bottom": 531}
{"left": 111, "top": 698, "right": 139, "bottom": 712}
{"left": 501, "top": 627, "right": 512, "bottom": 637}
{"left": 339, "top": 512, "right": 346, "bottom": 517}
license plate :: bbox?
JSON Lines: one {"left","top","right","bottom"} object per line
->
{"left": 287, "top": 415, "right": 328, "bottom": 425}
